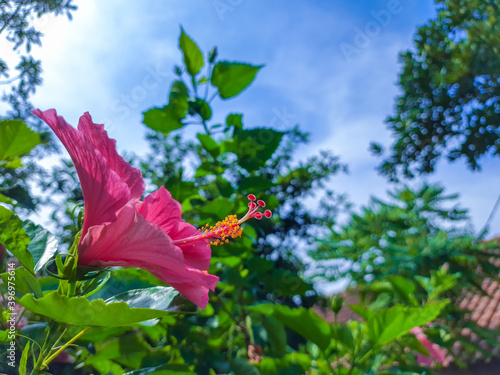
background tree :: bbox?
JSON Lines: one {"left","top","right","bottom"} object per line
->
{"left": 372, "top": 0, "right": 500, "bottom": 180}
{"left": 310, "top": 184, "right": 500, "bottom": 367}
{"left": 0, "top": 1, "right": 77, "bottom": 215}
{"left": 0, "top": 0, "right": 76, "bottom": 119}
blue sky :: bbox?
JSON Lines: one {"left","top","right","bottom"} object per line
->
{"left": 16, "top": 0, "right": 499, "bottom": 236}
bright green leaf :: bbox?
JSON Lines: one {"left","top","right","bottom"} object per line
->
{"left": 143, "top": 107, "right": 185, "bottom": 135}
{"left": 179, "top": 28, "right": 204, "bottom": 77}
{"left": 1, "top": 267, "right": 42, "bottom": 298}
{"left": 0, "top": 120, "right": 40, "bottom": 161}
{"left": 0, "top": 206, "right": 33, "bottom": 272}
{"left": 367, "top": 301, "right": 448, "bottom": 345}
{"left": 19, "top": 341, "right": 30, "bottom": 375}
{"left": 18, "top": 287, "right": 183, "bottom": 327}
{"left": 211, "top": 61, "right": 263, "bottom": 99}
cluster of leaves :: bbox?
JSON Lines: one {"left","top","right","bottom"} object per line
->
{"left": 372, "top": 0, "right": 500, "bottom": 180}
{"left": 311, "top": 184, "right": 500, "bottom": 369}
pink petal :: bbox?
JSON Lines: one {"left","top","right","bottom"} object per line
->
{"left": 77, "top": 113, "right": 144, "bottom": 200}
{"left": 79, "top": 202, "right": 218, "bottom": 308}
{"left": 32, "top": 109, "right": 145, "bottom": 237}
{"left": 139, "top": 187, "right": 212, "bottom": 271}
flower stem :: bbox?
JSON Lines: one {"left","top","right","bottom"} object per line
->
{"left": 40, "top": 327, "right": 90, "bottom": 370}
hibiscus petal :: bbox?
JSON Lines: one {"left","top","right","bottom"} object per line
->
{"left": 139, "top": 187, "right": 212, "bottom": 271}
{"left": 79, "top": 202, "right": 218, "bottom": 308}
{"left": 32, "top": 109, "right": 144, "bottom": 236}
{"left": 77, "top": 113, "right": 144, "bottom": 200}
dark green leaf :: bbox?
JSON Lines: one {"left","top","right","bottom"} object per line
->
{"left": 231, "top": 358, "right": 261, "bottom": 375}
{"left": 197, "top": 133, "right": 219, "bottom": 157}
{"left": 227, "top": 113, "right": 243, "bottom": 129}
{"left": 22, "top": 220, "right": 58, "bottom": 273}
{"left": 247, "top": 304, "right": 331, "bottom": 350}
{"left": 0, "top": 185, "right": 35, "bottom": 210}
{"left": 235, "top": 128, "right": 284, "bottom": 171}
{"left": 189, "top": 98, "right": 212, "bottom": 120}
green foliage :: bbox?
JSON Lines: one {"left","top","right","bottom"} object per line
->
{"left": 17, "top": 288, "right": 182, "bottom": 326}
{"left": 374, "top": 0, "right": 500, "bottom": 179}
{"left": 3, "top": 24, "right": 490, "bottom": 375}
{"left": 180, "top": 28, "right": 204, "bottom": 77}
{"left": 311, "top": 184, "right": 500, "bottom": 365}
{"left": 0, "top": 206, "right": 32, "bottom": 270}
{"left": 0, "top": 119, "right": 40, "bottom": 163}
{"left": 211, "top": 61, "right": 263, "bottom": 99}
{"left": 367, "top": 301, "right": 448, "bottom": 345}
{"left": 0, "top": 119, "right": 41, "bottom": 209}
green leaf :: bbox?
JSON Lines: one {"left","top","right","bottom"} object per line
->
{"left": 247, "top": 304, "right": 331, "bottom": 350}
{"left": 22, "top": 221, "right": 58, "bottom": 273}
{"left": 19, "top": 341, "right": 30, "bottom": 375}
{"left": 143, "top": 81, "right": 189, "bottom": 135}
{"left": 0, "top": 185, "right": 35, "bottom": 210}
{"left": 211, "top": 61, "right": 263, "bottom": 99}
{"left": 226, "top": 113, "right": 243, "bottom": 129}
{"left": 367, "top": 301, "right": 448, "bottom": 345}
{"left": 123, "top": 363, "right": 197, "bottom": 375}
{"left": 3, "top": 157, "right": 23, "bottom": 168}
{"left": 0, "top": 120, "right": 40, "bottom": 161}
{"left": 263, "top": 316, "right": 287, "bottom": 357}
{"left": 1, "top": 267, "right": 42, "bottom": 298}
{"left": 0, "top": 330, "right": 11, "bottom": 343}
{"left": 235, "top": 128, "right": 284, "bottom": 171}
{"left": 197, "top": 133, "right": 219, "bottom": 157}
{"left": 179, "top": 28, "right": 204, "bottom": 77}
{"left": 386, "top": 276, "right": 418, "bottom": 306}
{"left": 199, "top": 197, "right": 235, "bottom": 219}
{"left": 231, "top": 358, "right": 261, "bottom": 375}
{"left": 18, "top": 287, "right": 183, "bottom": 327}
{"left": 239, "top": 176, "right": 274, "bottom": 192}
{"left": 143, "top": 107, "right": 185, "bottom": 135}
{"left": 331, "top": 323, "right": 355, "bottom": 350}
{"left": 0, "top": 206, "right": 33, "bottom": 272}
{"left": 105, "top": 286, "right": 181, "bottom": 310}
{"left": 189, "top": 98, "right": 212, "bottom": 120}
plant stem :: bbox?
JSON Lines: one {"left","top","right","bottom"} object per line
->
{"left": 41, "top": 327, "right": 90, "bottom": 370}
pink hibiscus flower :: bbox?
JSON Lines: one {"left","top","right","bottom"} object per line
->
{"left": 410, "top": 326, "right": 447, "bottom": 366}
{"left": 33, "top": 109, "right": 270, "bottom": 308}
